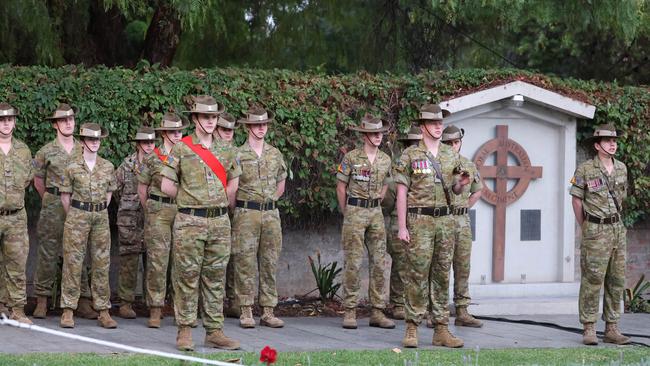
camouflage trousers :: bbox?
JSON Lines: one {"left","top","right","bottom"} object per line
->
{"left": 232, "top": 207, "right": 282, "bottom": 308}
{"left": 60, "top": 208, "right": 112, "bottom": 311}
{"left": 144, "top": 199, "right": 176, "bottom": 308}
{"left": 404, "top": 213, "right": 455, "bottom": 325}
{"left": 452, "top": 214, "right": 473, "bottom": 307}
{"left": 34, "top": 192, "right": 92, "bottom": 299}
{"left": 0, "top": 209, "right": 29, "bottom": 308}
{"left": 172, "top": 211, "right": 230, "bottom": 331}
{"left": 341, "top": 205, "right": 387, "bottom": 309}
{"left": 386, "top": 214, "right": 405, "bottom": 307}
{"left": 225, "top": 212, "right": 235, "bottom": 305}
{"left": 579, "top": 221, "right": 626, "bottom": 324}
{"left": 118, "top": 252, "right": 144, "bottom": 304}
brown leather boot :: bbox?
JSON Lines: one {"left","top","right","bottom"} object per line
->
{"left": 582, "top": 322, "right": 598, "bottom": 345}
{"left": 342, "top": 308, "right": 357, "bottom": 329}
{"left": 402, "top": 321, "right": 418, "bottom": 348}
{"left": 455, "top": 306, "right": 483, "bottom": 328}
{"left": 205, "top": 329, "right": 241, "bottom": 350}
{"left": 148, "top": 307, "right": 162, "bottom": 328}
{"left": 97, "top": 310, "right": 118, "bottom": 329}
{"left": 118, "top": 303, "right": 136, "bottom": 319}
{"left": 224, "top": 301, "right": 241, "bottom": 318}
{"left": 77, "top": 298, "right": 99, "bottom": 319}
{"left": 32, "top": 296, "right": 48, "bottom": 319}
{"left": 392, "top": 305, "right": 405, "bottom": 320}
{"left": 369, "top": 308, "right": 395, "bottom": 328}
{"left": 260, "top": 307, "right": 284, "bottom": 328}
{"left": 603, "top": 322, "right": 631, "bottom": 345}
{"left": 176, "top": 326, "right": 194, "bottom": 351}
{"left": 239, "top": 306, "right": 256, "bottom": 328}
{"left": 60, "top": 308, "right": 75, "bottom": 328}
{"left": 10, "top": 308, "right": 33, "bottom": 325}
{"left": 432, "top": 324, "right": 464, "bottom": 348}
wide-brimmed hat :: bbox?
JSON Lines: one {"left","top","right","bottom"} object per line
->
{"left": 583, "top": 124, "right": 624, "bottom": 148}
{"left": 417, "top": 104, "right": 450, "bottom": 123}
{"left": 155, "top": 112, "right": 189, "bottom": 131}
{"left": 46, "top": 103, "right": 75, "bottom": 120}
{"left": 216, "top": 112, "right": 238, "bottom": 129}
{"left": 183, "top": 95, "right": 225, "bottom": 115}
{"left": 397, "top": 125, "right": 423, "bottom": 141}
{"left": 130, "top": 126, "right": 157, "bottom": 142}
{"left": 349, "top": 114, "right": 390, "bottom": 133}
{"left": 0, "top": 103, "right": 19, "bottom": 117}
{"left": 441, "top": 125, "right": 464, "bottom": 142}
{"left": 238, "top": 107, "right": 275, "bottom": 124}
{"left": 76, "top": 123, "right": 108, "bottom": 139}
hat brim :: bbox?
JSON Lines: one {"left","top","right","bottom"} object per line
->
{"left": 398, "top": 134, "right": 422, "bottom": 141}
{"left": 154, "top": 119, "right": 191, "bottom": 131}
{"left": 76, "top": 127, "right": 109, "bottom": 139}
{"left": 182, "top": 104, "right": 226, "bottom": 115}
{"left": 130, "top": 137, "right": 160, "bottom": 142}
{"left": 238, "top": 111, "right": 275, "bottom": 125}
{"left": 349, "top": 119, "right": 390, "bottom": 133}
{"left": 583, "top": 132, "right": 624, "bottom": 148}
{"left": 45, "top": 112, "right": 76, "bottom": 120}
{"left": 417, "top": 109, "right": 451, "bottom": 123}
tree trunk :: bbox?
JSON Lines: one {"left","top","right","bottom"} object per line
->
{"left": 142, "top": 3, "right": 182, "bottom": 67}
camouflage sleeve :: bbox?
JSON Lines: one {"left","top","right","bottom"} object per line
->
{"left": 114, "top": 161, "right": 126, "bottom": 196}
{"left": 336, "top": 153, "right": 352, "bottom": 183}
{"left": 393, "top": 150, "right": 411, "bottom": 187}
{"left": 227, "top": 150, "right": 242, "bottom": 181}
{"left": 137, "top": 155, "right": 153, "bottom": 186}
{"left": 60, "top": 165, "right": 73, "bottom": 194}
{"left": 569, "top": 164, "right": 586, "bottom": 199}
{"left": 33, "top": 146, "right": 47, "bottom": 178}
{"left": 276, "top": 150, "right": 288, "bottom": 181}
{"left": 468, "top": 163, "right": 482, "bottom": 193}
{"left": 106, "top": 162, "right": 118, "bottom": 193}
{"left": 620, "top": 163, "right": 628, "bottom": 201}
{"left": 160, "top": 144, "right": 181, "bottom": 183}
{"left": 23, "top": 148, "right": 34, "bottom": 183}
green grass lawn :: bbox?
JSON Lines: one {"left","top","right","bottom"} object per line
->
{"left": 1, "top": 347, "right": 649, "bottom": 366}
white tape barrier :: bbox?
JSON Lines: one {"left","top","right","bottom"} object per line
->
{"left": 0, "top": 314, "right": 242, "bottom": 366}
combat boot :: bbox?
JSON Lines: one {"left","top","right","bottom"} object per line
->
{"left": 455, "top": 306, "right": 483, "bottom": 328}
{"left": 205, "top": 329, "right": 241, "bottom": 350}
{"left": 342, "top": 308, "right": 357, "bottom": 329}
{"left": 369, "top": 308, "right": 395, "bottom": 329}
{"left": 432, "top": 324, "right": 464, "bottom": 348}
{"left": 239, "top": 306, "right": 256, "bottom": 328}
{"left": 33, "top": 296, "right": 48, "bottom": 319}
{"left": 392, "top": 305, "right": 405, "bottom": 320}
{"left": 148, "top": 307, "right": 162, "bottom": 328}
{"left": 77, "top": 297, "right": 99, "bottom": 319}
{"left": 60, "top": 308, "right": 75, "bottom": 328}
{"left": 260, "top": 307, "right": 284, "bottom": 328}
{"left": 603, "top": 322, "right": 631, "bottom": 345}
{"left": 402, "top": 321, "right": 418, "bottom": 348}
{"left": 118, "top": 303, "right": 136, "bottom": 319}
{"left": 176, "top": 326, "right": 194, "bottom": 351}
{"left": 582, "top": 322, "right": 598, "bottom": 345}
{"left": 224, "top": 301, "right": 240, "bottom": 318}
{"left": 97, "top": 310, "right": 118, "bottom": 329}
{"left": 10, "top": 308, "right": 33, "bottom": 325}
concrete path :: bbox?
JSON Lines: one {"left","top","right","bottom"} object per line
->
{"left": 1, "top": 314, "right": 649, "bottom": 354}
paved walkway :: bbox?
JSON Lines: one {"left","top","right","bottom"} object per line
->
{"left": 1, "top": 314, "right": 649, "bottom": 354}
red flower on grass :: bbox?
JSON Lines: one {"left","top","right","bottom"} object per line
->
{"left": 260, "top": 345, "right": 277, "bottom": 365}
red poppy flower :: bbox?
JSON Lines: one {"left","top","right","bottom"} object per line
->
{"left": 259, "top": 345, "right": 277, "bottom": 365}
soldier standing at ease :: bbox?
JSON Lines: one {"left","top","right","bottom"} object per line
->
{"left": 570, "top": 124, "right": 631, "bottom": 346}
{"left": 336, "top": 114, "right": 394, "bottom": 330}
{"left": 394, "top": 104, "right": 469, "bottom": 348}
{"left": 0, "top": 102, "right": 34, "bottom": 324}
{"left": 441, "top": 125, "right": 483, "bottom": 328}
{"left": 32, "top": 103, "right": 96, "bottom": 320}
{"left": 232, "top": 107, "right": 286, "bottom": 329}
{"left": 59, "top": 123, "right": 118, "bottom": 329}
{"left": 138, "top": 113, "right": 188, "bottom": 328}
{"left": 161, "top": 95, "right": 241, "bottom": 351}
{"left": 382, "top": 125, "right": 422, "bottom": 321}
{"left": 115, "top": 127, "right": 156, "bottom": 319}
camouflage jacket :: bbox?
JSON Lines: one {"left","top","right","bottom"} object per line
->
{"left": 337, "top": 147, "right": 391, "bottom": 201}
{"left": 0, "top": 138, "right": 33, "bottom": 210}
{"left": 32, "top": 138, "right": 82, "bottom": 190}
{"left": 60, "top": 155, "right": 116, "bottom": 204}
{"left": 138, "top": 145, "right": 171, "bottom": 198}
{"left": 236, "top": 142, "right": 287, "bottom": 203}
{"left": 570, "top": 156, "right": 627, "bottom": 218}
{"left": 115, "top": 152, "right": 145, "bottom": 250}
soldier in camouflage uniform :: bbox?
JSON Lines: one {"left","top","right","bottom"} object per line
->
{"left": 336, "top": 114, "right": 394, "bottom": 330}
{"left": 59, "top": 123, "right": 118, "bottom": 329}
{"left": 0, "top": 103, "right": 34, "bottom": 324}
{"left": 232, "top": 107, "right": 287, "bottom": 329}
{"left": 161, "top": 95, "right": 240, "bottom": 351}
{"left": 382, "top": 125, "right": 422, "bottom": 321}
{"left": 393, "top": 104, "right": 469, "bottom": 348}
{"left": 138, "top": 113, "right": 188, "bottom": 328}
{"left": 570, "top": 124, "right": 631, "bottom": 346}
{"left": 441, "top": 125, "right": 484, "bottom": 328}
{"left": 115, "top": 127, "right": 156, "bottom": 319}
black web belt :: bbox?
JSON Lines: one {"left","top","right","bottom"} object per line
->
{"left": 408, "top": 206, "right": 450, "bottom": 217}
{"left": 178, "top": 207, "right": 228, "bottom": 218}
{"left": 347, "top": 197, "right": 381, "bottom": 208}
{"left": 585, "top": 212, "right": 620, "bottom": 225}
{"left": 236, "top": 200, "right": 277, "bottom": 211}
{"left": 71, "top": 200, "right": 107, "bottom": 212}
{"left": 149, "top": 193, "right": 176, "bottom": 204}
{"left": 46, "top": 186, "right": 61, "bottom": 196}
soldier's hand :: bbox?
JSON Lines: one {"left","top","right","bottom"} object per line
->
{"left": 458, "top": 171, "right": 470, "bottom": 186}
{"left": 398, "top": 227, "right": 410, "bottom": 244}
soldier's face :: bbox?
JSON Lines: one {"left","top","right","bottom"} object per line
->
{"left": 194, "top": 113, "right": 218, "bottom": 133}
{"left": 216, "top": 126, "right": 234, "bottom": 141}
{"left": 447, "top": 138, "right": 462, "bottom": 153}
{"left": 83, "top": 137, "right": 101, "bottom": 152}
{"left": 54, "top": 116, "right": 75, "bottom": 136}
{"left": 139, "top": 141, "right": 155, "bottom": 154}
{"left": 596, "top": 137, "right": 617, "bottom": 155}
{"left": 421, "top": 120, "right": 443, "bottom": 139}
{"left": 165, "top": 130, "right": 183, "bottom": 144}
{"left": 248, "top": 123, "right": 268, "bottom": 139}
{"left": 365, "top": 132, "right": 383, "bottom": 146}
{"left": 0, "top": 116, "right": 16, "bottom": 136}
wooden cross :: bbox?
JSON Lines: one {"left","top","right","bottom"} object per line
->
{"left": 473, "top": 125, "right": 543, "bottom": 282}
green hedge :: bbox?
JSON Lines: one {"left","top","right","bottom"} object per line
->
{"left": 1, "top": 65, "right": 648, "bottom": 225}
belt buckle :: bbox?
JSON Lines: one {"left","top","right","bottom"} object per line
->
{"left": 599, "top": 217, "right": 605, "bottom": 224}
{"left": 433, "top": 207, "right": 440, "bottom": 217}
{"left": 261, "top": 202, "right": 268, "bottom": 210}
{"left": 363, "top": 200, "right": 369, "bottom": 208}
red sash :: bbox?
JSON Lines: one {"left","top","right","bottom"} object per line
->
{"left": 181, "top": 136, "right": 228, "bottom": 188}
{"left": 153, "top": 147, "right": 168, "bottom": 163}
